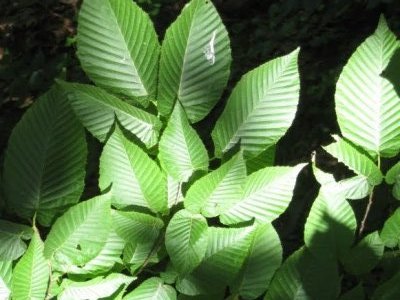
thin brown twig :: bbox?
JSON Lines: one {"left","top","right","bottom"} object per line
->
{"left": 134, "top": 232, "right": 165, "bottom": 277}
{"left": 359, "top": 187, "right": 375, "bottom": 236}
{"left": 358, "top": 155, "right": 381, "bottom": 237}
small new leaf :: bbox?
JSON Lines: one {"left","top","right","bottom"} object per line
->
{"left": 323, "top": 136, "right": 383, "bottom": 186}
{"left": 184, "top": 151, "right": 246, "bottom": 217}
{"left": 0, "top": 220, "right": 33, "bottom": 261}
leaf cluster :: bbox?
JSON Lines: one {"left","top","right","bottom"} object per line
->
{"left": 0, "top": 1, "right": 400, "bottom": 299}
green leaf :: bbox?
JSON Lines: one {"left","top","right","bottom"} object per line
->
{"left": 212, "top": 48, "right": 300, "bottom": 158}
{"left": 338, "top": 284, "right": 364, "bottom": 300}
{"left": 77, "top": 0, "right": 159, "bottom": 106}
{"left": 100, "top": 126, "right": 167, "bottom": 212}
{"left": 167, "top": 176, "right": 184, "bottom": 208}
{"left": 265, "top": 247, "right": 340, "bottom": 300}
{"left": 0, "top": 220, "right": 33, "bottom": 260}
{"left": 59, "top": 273, "right": 134, "bottom": 300}
{"left": 178, "top": 287, "right": 223, "bottom": 300}
{"left": 123, "top": 241, "right": 160, "bottom": 267}
{"left": 220, "top": 163, "right": 305, "bottom": 225}
{"left": 245, "top": 145, "right": 276, "bottom": 174}
{"left": 177, "top": 226, "right": 254, "bottom": 295}
{"left": 304, "top": 189, "right": 356, "bottom": 260}
{"left": 12, "top": 230, "right": 50, "bottom": 300}
{"left": 159, "top": 103, "right": 208, "bottom": 182}
{"left": 335, "top": 15, "right": 400, "bottom": 158}
{"left": 383, "top": 47, "right": 400, "bottom": 96}
{"left": 323, "top": 136, "right": 383, "bottom": 185}
{"left": 60, "top": 82, "right": 161, "bottom": 147}
{"left": 0, "top": 261, "right": 12, "bottom": 300}
{"left": 335, "top": 176, "right": 371, "bottom": 200}
{"left": 3, "top": 88, "right": 87, "bottom": 226}
{"left": 232, "top": 223, "right": 282, "bottom": 299}
{"left": 44, "top": 193, "right": 111, "bottom": 271}
{"left": 372, "top": 271, "right": 400, "bottom": 300}
{"left": 386, "top": 161, "right": 400, "bottom": 184}
{"left": 380, "top": 208, "right": 400, "bottom": 248}
{"left": 160, "top": 263, "right": 179, "bottom": 285}
{"left": 184, "top": 152, "right": 246, "bottom": 217}
{"left": 341, "top": 231, "right": 384, "bottom": 275}
{"left": 46, "top": 272, "right": 63, "bottom": 299}
{"left": 385, "top": 161, "right": 400, "bottom": 200}
{"left": 165, "top": 209, "right": 208, "bottom": 275}
{"left": 311, "top": 162, "right": 336, "bottom": 186}
{"left": 112, "top": 210, "right": 164, "bottom": 244}
{"left": 124, "top": 277, "right": 176, "bottom": 300}
{"left": 63, "top": 228, "right": 125, "bottom": 276}
{"left": 115, "top": 209, "right": 164, "bottom": 268}
{"left": 0, "top": 277, "right": 10, "bottom": 300}
{"left": 158, "top": 0, "right": 231, "bottom": 122}
{"left": 312, "top": 164, "right": 371, "bottom": 200}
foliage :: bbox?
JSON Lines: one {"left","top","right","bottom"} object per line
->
{"left": 0, "top": 1, "right": 400, "bottom": 300}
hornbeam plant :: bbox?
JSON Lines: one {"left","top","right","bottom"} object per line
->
{"left": 0, "top": 0, "right": 399, "bottom": 299}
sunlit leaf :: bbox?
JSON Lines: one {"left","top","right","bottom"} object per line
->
{"left": 124, "top": 277, "right": 176, "bottom": 300}
{"left": 323, "top": 136, "right": 383, "bottom": 186}
{"left": 232, "top": 224, "right": 282, "bottom": 299}
{"left": 60, "top": 82, "right": 161, "bottom": 147}
{"left": 159, "top": 103, "right": 208, "bottom": 182}
{"left": 12, "top": 230, "right": 50, "bottom": 300}
{"left": 335, "top": 15, "right": 400, "bottom": 158}
{"left": 220, "top": 163, "right": 305, "bottom": 225}
{"left": 158, "top": 0, "right": 231, "bottom": 122}
{"left": 59, "top": 273, "right": 134, "bottom": 300}
{"left": 77, "top": 0, "right": 160, "bottom": 106}
{"left": 100, "top": 126, "right": 167, "bottom": 213}
{"left": 184, "top": 152, "right": 246, "bottom": 217}
{"left": 165, "top": 210, "right": 208, "bottom": 275}
{"left": 212, "top": 48, "right": 300, "bottom": 158}
{"left": 0, "top": 261, "right": 12, "bottom": 300}
{"left": 44, "top": 194, "right": 111, "bottom": 271}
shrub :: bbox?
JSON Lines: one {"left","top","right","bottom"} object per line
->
{"left": 0, "top": 0, "right": 400, "bottom": 299}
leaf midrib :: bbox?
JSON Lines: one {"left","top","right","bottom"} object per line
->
{"left": 224, "top": 53, "right": 297, "bottom": 153}
{"left": 104, "top": 0, "right": 147, "bottom": 95}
